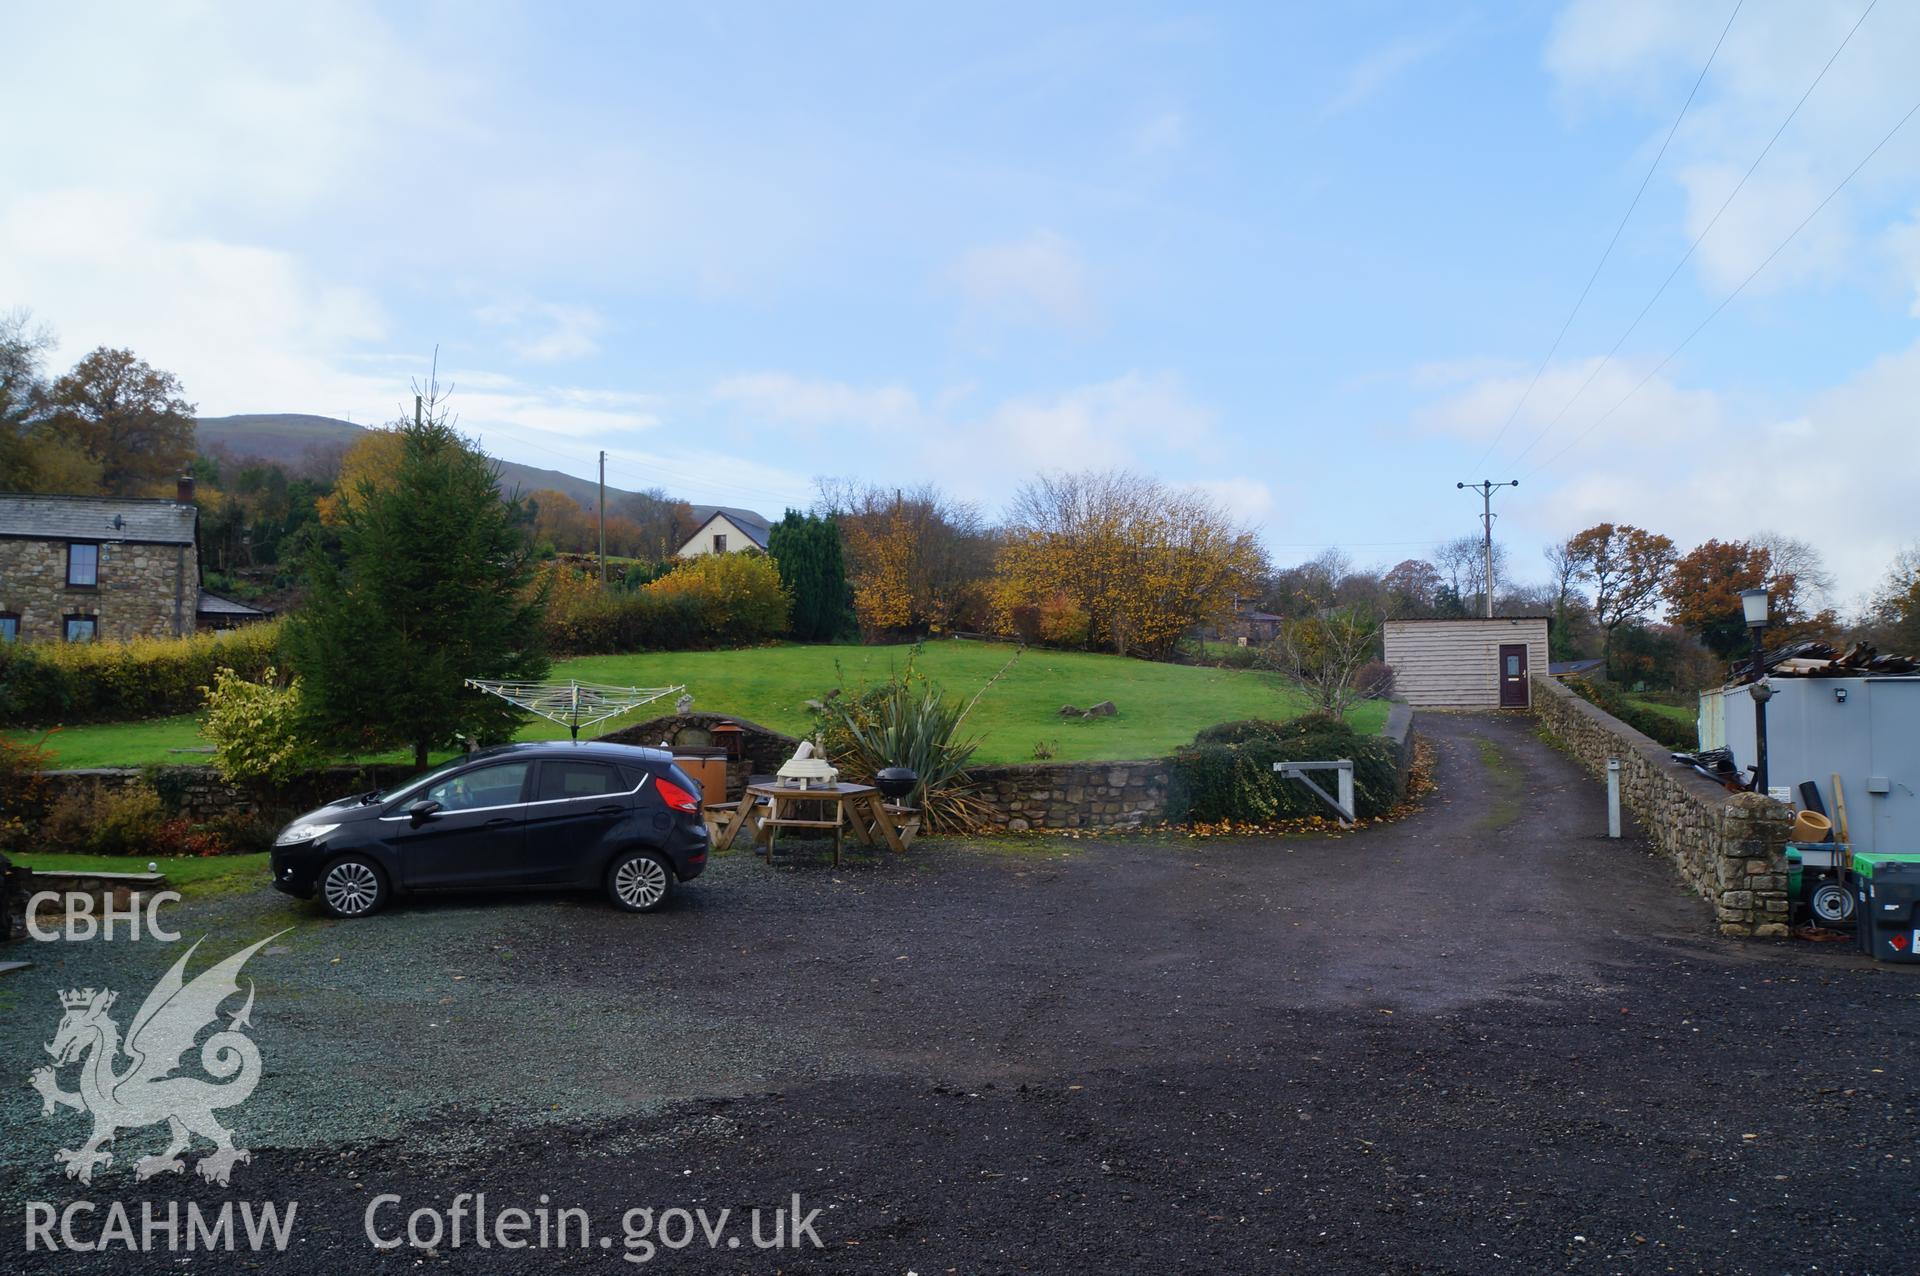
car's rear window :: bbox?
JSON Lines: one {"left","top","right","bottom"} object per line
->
{"left": 536, "top": 760, "right": 628, "bottom": 801}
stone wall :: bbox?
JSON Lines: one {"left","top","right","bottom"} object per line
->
{"left": 0, "top": 536, "right": 196, "bottom": 643}
{"left": 1531, "top": 673, "right": 1791, "bottom": 938}
{"left": 970, "top": 759, "right": 1170, "bottom": 832}
{"left": 38, "top": 763, "right": 417, "bottom": 830}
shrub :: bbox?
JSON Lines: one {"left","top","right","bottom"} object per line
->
{"left": 1351, "top": 660, "right": 1395, "bottom": 699}
{"left": 539, "top": 557, "right": 791, "bottom": 655}
{"left": 200, "top": 667, "right": 328, "bottom": 785}
{"left": 811, "top": 646, "right": 1017, "bottom": 833}
{"left": 644, "top": 553, "right": 790, "bottom": 645}
{"left": 42, "top": 782, "right": 230, "bottom": 856}
{"left": 1168, "top": 717, "right": 1400, "bottom": 824}
{"left": 0, "top": 732, "right": 55, "bottom": 853}
{"left": 0, "top": 620, "right": 282, "bottom": 726}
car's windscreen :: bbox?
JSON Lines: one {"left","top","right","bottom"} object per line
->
{"left": 379, "top": 757, "right": 474, "bottom": 806}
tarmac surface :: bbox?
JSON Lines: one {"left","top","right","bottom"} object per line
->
{"left": 4, "top": 711, "right": 1915, "bottom": 1272}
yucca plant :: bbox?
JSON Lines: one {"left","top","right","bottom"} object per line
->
{"left": 814, "top": 645, "right": 1018, "bottom": 834}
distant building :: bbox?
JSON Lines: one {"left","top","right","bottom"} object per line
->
{"left": 674, "top": 506, "right": 771, "bottom": 558}
{"left": 0, "top": 479, "right": 270, "bottom": 644}
{"left": 1548, "top": 658, "right": 1606, "bottom": 681}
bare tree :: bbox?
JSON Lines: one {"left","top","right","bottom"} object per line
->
{"left": 1436, "top": 535, "right": 1507, "bottom": 614}
{"left": 1751, "top": 530, "right": 1834, "bottom": 612}
{"left": 1262, "top": 604, "right": 1385, "bottom": 719}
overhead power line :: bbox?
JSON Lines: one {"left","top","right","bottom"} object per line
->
{"left": 1506, "top": 0, "right": 1877, "bottom": 469}
{"left": 1526, "top": 89, "right": 1920, "bottom": 478}
{"left": 1473, "top": 0, "right": 1743, "bottom": 468}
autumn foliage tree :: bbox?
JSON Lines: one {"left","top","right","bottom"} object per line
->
{"left": 1564, "top": 522, "right": 1677, "bottom": 676}
{"left": 823, "top": 481, "right": 991, "bottom": 640}
{"left": 1664, "top": 537, "right": 1838, "bottom": 659}
{"left": 43, "top": 346, "right": 196, "bottom": 495}
{"left": 992, "top": 470, "right": 1268, "bottom": 660}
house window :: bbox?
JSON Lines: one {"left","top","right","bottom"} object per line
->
{"left": 67, "top": 542, "right": 99, "bottom": 587}
{"left": 0, "top": 613, "right": 17, "bottom": 643}
{"left": 64, "top": 614, "right": 98, "bottom": 642}
{"left": 712, "top": 533, "right": 727, "bottom": 553}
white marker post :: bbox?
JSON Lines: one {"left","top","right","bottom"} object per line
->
{"left": 1606, "top": 758, "right": 1622, "bottom": 839}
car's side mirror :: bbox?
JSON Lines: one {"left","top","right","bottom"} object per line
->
{"left": 407, "top": 799, "right": 444, "bottom": 822}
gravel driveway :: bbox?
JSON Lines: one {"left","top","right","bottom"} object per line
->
{"left": 5, "top": 712, "right": 1915, "bottom": 1272}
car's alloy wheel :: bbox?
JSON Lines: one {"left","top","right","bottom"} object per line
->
{"left": 1809, "top": 880, "right": 1853, "bottom": 926}
{"left": 321, "top": 858, "right": 386, "bottom": 918}
{"left": 608, "top": 852, "right": 671, "bottom": 913}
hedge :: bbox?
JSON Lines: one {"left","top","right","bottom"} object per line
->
{"left": 1167, "top": 717, "right": 1400, "bottom": 824}
{"left": 542, "top": 555, "right": 789, "bottom": 656}
{"left": 1562, "top": 676, "right": 1697, "bottom": 751}
{"left": 0, "top": 621, "right": 283, "bottom": 726}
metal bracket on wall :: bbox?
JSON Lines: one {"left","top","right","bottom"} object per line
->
{"left": 1273, "top": 759, "right": 1355, "bottom": 826}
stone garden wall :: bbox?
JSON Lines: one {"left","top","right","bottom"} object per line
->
{"left": 1531, "top": 673, "right": 1791, "bottom": 938}
{"left": 969, "top": 759, "right": 1170, "bottom": 832}
{"left": 37, "top": 762, "right": 417, "bottom": 828}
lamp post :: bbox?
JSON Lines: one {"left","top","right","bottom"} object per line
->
{"left": 1740, "top": 586, "right": 1772, "bottom": 795}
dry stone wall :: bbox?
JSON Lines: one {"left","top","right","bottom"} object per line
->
{"left": 1531, "top": 674, "right": 1791, "bottom": 938}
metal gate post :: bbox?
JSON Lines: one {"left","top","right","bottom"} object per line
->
{"left": 1606, "top": 758, "right": 1621, "bottom": 839}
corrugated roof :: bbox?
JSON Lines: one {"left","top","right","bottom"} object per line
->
{"left": 0, "top": 492, "right": 196, "bottom": 545}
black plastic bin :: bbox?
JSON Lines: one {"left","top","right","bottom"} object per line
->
{"left": 1850, "top": 860, "right": 1920, "bottom": 963}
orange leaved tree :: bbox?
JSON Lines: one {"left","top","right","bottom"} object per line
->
{"left": 992, "top": 470, "right": 1267, "bottom": 660}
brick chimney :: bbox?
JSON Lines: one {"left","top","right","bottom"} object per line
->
{"left": 176, "top": 473, "right": 196, "bottom": 504}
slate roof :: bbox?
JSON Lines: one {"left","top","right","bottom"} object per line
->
{"left": 683, "top": 505, "right": 772, "bottom": 551}
{"left": 0, "top": 492, "right": 197, "bottom": 545}
{"left": 197, "top": 590, "right": 272, "bottom": 618}
{"left": 1549, "top": 659, "right": 1605, "bottom": 677}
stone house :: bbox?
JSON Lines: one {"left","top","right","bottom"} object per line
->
{"left": 673, "top": 505, "right": 771, "bottom": 558}
{"left": 0, "top": 479, "right": 269, "bottom": 644}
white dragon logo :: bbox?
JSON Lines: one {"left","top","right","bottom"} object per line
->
{"left": 28, "top": 933, "right": 284, "bottom": 1186}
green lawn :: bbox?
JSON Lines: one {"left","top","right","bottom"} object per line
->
{"left": 1623, "top": 694, "right": 1697, "bottom": 729}
{"left": 10, "top": 640, "right": 1386, "bottom": 770}
{"left": 10, "top": 851, "right": 270, "bottom": 897}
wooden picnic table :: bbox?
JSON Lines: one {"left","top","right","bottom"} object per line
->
{"left": 707, "top": 781, "right": 917, "bottom": 865}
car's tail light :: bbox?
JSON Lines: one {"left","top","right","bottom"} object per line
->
{"left": 655, "top": 777, "right": 700, "bottom": 813}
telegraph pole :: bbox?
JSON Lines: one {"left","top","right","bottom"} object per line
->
{"left": 597, "top": 450, "right": 608, "bottom": 589}
{"left": 1455, "top": 479, "right": 1518, "bottom": 618}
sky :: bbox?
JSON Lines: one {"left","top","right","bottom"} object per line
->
{"left": 5, "top": 0, "right": 1918, "bottom": 609}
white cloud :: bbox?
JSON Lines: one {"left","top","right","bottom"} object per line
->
{"left": 711, "top": 373, "right": 923, "bottom": 431}
{"left": 1416, "top": 345, "right": 1920, "bottom": 602}
{"left": 1132, "top": 110, "right": 1188, "bottom": 157}
{"left": 1185, "top": 477, "right": 1277, "bottom": 525}
{"left": 1319, "top": 35, "right": 1446, "bottom": 121}
{"left": 0, "top": 189, "right": 391, "bottom": 416}
{"left": 948, "top": 230, "right": 1095, "bottom": 329}
{"left": 477, "top": 301, "right": 605, "bottom": 364}
{"left": 1546, "top": 0, "right": 1920, "bottom": 300}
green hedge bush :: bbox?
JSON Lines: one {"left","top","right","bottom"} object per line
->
{"left": 1562, "top": 676, "right": 1697, "bottom": 751}
{"left": 542, "top": 555, "right": 790, "bottom": 655}
{"left": 1168, "top": 716, "right": 1400, "bottom": 824}
{"left": 0, "top": 621, "right": 283, "bottom": 726}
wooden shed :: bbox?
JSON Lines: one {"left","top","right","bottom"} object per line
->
{"left": 1382, "top": 617, "right": 1550, "bottom": 708}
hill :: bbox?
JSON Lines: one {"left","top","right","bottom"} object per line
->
{"left": 195, "top": 413, "right": 636, "bottom": 510}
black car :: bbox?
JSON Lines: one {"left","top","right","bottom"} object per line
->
{"left": 269, "top": 742, "right": 709, "bottom": 918}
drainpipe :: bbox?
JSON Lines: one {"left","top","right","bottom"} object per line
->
{"left": 174, "top": 545, "right": 188, "bottom": 636}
